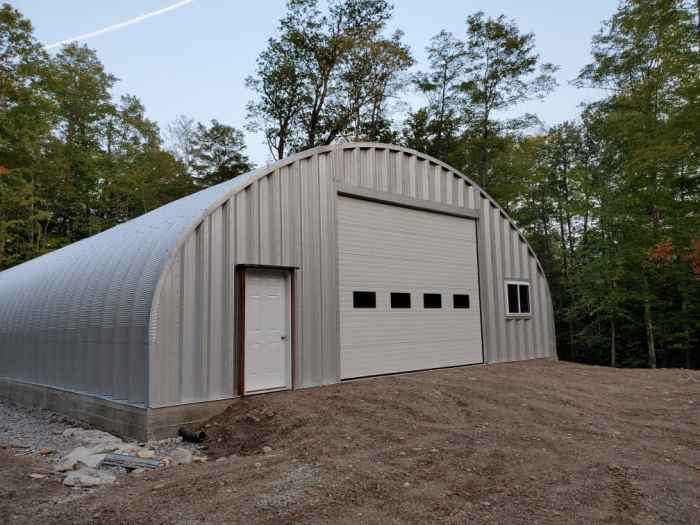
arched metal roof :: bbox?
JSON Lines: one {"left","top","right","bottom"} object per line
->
{"left": 0, "top": 171, "right": 258, "bottom": 337}
{"left": 1, "top": 142, "right": 548, "bottom": 340}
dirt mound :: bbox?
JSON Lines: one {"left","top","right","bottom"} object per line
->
{"left": 2, "top": 360, "right": 699, "bottom": 524}
{"left": 204, "top": 400, "right": 301, "bottom": 457}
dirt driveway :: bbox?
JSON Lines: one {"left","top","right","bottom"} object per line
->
{"left": 2, "top": 359, "right": 699, "bottom": 524}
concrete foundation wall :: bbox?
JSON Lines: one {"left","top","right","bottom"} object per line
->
{"left": 0, "top": 378, "right": 234, "bottom": 441}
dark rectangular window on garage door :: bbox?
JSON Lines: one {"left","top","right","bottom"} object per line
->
{"left": 353, "top": 291, "right": 376, "bottom": 308}
{"left": 453, "top": 294, "right": 470, "bottom": 309}
{"left": 423, "top": 293, "right": 442, "bottom": 308}
{"left": 390, "top": 292, "right": 411, "bottom": 308}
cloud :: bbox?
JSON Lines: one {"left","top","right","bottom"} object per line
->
{"left": 44, "top": 0, "right": 194, "bottom": 50}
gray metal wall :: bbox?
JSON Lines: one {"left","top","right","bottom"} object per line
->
{"left": 0, "top": 174, "right": 258, "bottom": 407}
{"left": 148, "top": 144, "right": 556, "bottom": 407}
{"left": 148, "top": 150, "right": 341, "bottom": 406}
{"left": 0, "top": 143, "right": 554, "bottom": 410}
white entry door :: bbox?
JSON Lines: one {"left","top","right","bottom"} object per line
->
{"left": 244, "top": 270, "right": 291, "bottom": 393}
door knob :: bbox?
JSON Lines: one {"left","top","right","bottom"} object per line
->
{"left": 281, "top": 335, "right": 287, "bottom": 340}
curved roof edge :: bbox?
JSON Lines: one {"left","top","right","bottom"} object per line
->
{"left": 0, "top": 170, "right": 259, "bottom": 336}
{"left": 151, "top": 143, "right": 549, "bottom": 313}
{"left": 0, "top": 142, "right": 549, "bottom": 339}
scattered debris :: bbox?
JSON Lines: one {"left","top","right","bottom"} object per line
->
{"left": 137, "top": 449, "right": 155, "bottom": 459}
{"left": 55, "top": 444, "right": 119, "bottom": 471}
{"left": 28, "top": 473, "right": 46, "bottom": 479}
{"left": 101, "top": 453, "right": 160, "bottom": 471}
{"left": 262, "top": 445, "right": 273, "bottom": 454}
{"left": 178, "top": 427, "right": 206, "bottom": 443}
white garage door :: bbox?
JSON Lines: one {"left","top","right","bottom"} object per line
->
{"left": 338, "top": 196, "right": 483, "bottom": 379}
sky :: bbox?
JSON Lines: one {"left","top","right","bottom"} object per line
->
{"left": 16, "top": 0, "right": 617, "bottom": 165}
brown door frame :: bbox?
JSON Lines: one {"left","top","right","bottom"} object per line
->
{"left": 235, "top": 264, "right": 298, "bottom": 396}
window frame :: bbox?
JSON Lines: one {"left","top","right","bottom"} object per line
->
{"left": 504, "top": 280, "right": 532, "bottom": 318}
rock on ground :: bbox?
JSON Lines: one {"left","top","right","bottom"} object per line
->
{"left": 63, "top": 467, "right": 116, "bottom": 487}
{"left": 170, "top": 448, "right": 193, "bottom": 465}
{"left": 61, "top": 428, "right": 122, "bottom": 448}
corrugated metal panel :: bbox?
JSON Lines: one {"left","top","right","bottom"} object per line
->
{"left": 0, "top": 173, "right": 257, "bottom": 407}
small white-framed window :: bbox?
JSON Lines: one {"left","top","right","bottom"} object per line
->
{"left": 505, "top": 281, "right": 531, "bottom": 316}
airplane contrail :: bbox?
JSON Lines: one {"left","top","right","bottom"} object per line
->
{"left": 44, "top": 0, "right": 194, "bottom": 50}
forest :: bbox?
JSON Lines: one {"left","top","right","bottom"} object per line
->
{"left": 0, "top": 0, "right": 698, "bottom": 369}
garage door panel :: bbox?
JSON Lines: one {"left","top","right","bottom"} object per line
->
{"left": 338, "top": 196, "right": 484, "bottom": 379}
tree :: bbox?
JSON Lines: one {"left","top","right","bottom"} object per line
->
{"left": 0, "top": 6, "right": 207, "bottom": 271}
{"left": 165, "top": 114, "right": 197, "bottom": 172}
{"left": 191, "top": 120, "right": 253, "bottom": 187}
{"left": 100, "top": 96, "right": 193, "bottom": 226}
{"left": 460, "top": 12, "right": 558, "bottom": 191}
{"left": 246, "top": 0, "right": 412, "bottom": 159}
{"left": 48, "top": 43, "right": 117, "bottom": 241}
{"left": 412, "top": 30, "right": 466, "bottom": 161}
{"left": 245, "top": 38, "right": 305, "bottom": 160}
{"left": 0, "top": 3, "right": 54, "bottom": 266}
{"left": 341, "top": 29, "right": 413, "bottom": 142}
{"left": 577, "top": 0, "right": 700, "bottom": 368}
{"left": 401, "top": 14, "right": 557, "bottom": 204}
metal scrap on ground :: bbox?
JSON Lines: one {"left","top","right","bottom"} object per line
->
{"left": 101, "top": 453, "right": 161, "bottom": 470}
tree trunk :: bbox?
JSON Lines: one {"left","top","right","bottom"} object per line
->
{"left": 697, "top": 0, "right": 700, "bottom": 47}
{"left": 557, "top": 209, "right": 574, "bottom": 358}
{"left": 479, "top": 117, "right": 489, "bottom": 186}
{"left": 610, "top": 318, "right": 616, "bottom": 368}
{"left": 643, "top": 276, "right": 656, "bottom": 368}
{"left": 682, "top": 288, "right": 691, "bottom": 368}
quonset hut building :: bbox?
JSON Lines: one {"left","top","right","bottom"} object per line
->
{"left": 0, "top": 143, "right": 556, "bottom": 439}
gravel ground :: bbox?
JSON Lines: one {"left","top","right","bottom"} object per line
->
{"left": 0, "top": 399, "right": 204, "bottom": 471}
{"left": 0, "top": 400, "right": 81, "bottom": 456}
{"left": 1, "top": 359, "right": 699, "bottom": 524}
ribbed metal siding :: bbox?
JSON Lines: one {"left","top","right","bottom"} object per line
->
{"left": 149, "top": 144, "right": 555, "bottom": 407}
{"left": 0, "top": 174, "right": 257, "bottom": 407}
{"left": 0, "top": 143, "right": 555, "bottom": 410}
{"left": 333, "top": 145, "right": 555, "bottom": 364}
{"left": 149, "top": 152, "right": 342, "bottom": 407}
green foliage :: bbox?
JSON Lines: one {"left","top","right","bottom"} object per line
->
{"left": 1, "top": 1, "right": 698, "bottom": 369}
{"left": 190, "top": 120, "right": 253, "bottom": 187}
{"left": 404, "top": 11, "right": 558, "bottom": 204}
{"left": 409, "top": 30, "right": 466, "bottom": 165}
{"left": 246, "top": 0, "right": 413, "bottom": 159}
{"left": 0, "top": 3, "right": 201, "bottom": 269}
